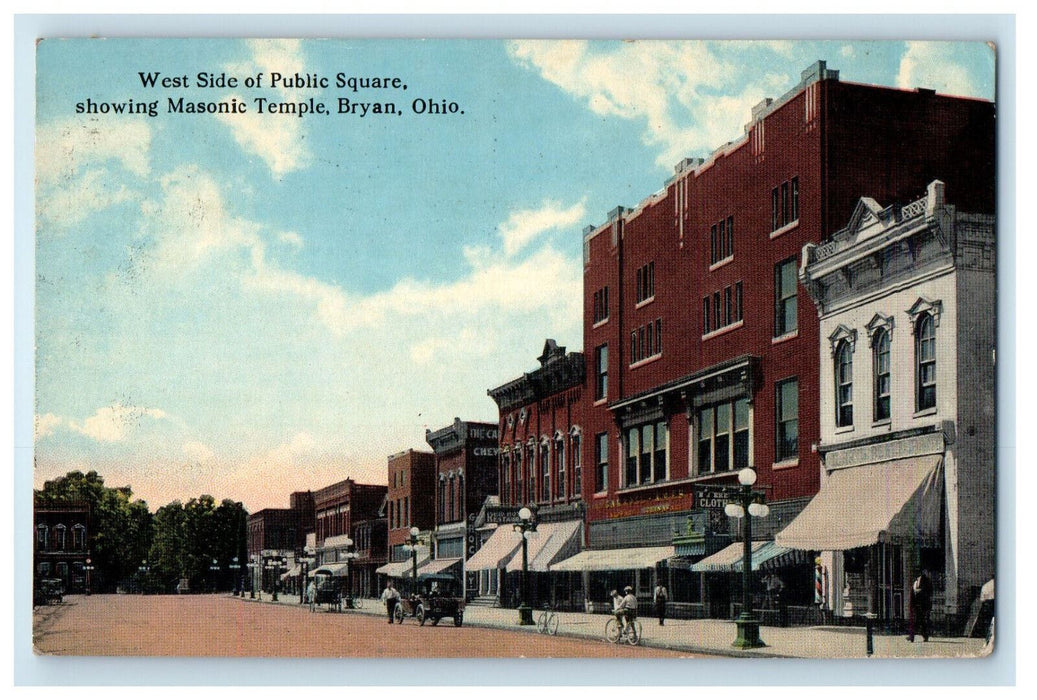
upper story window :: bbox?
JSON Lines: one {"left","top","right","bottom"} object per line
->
{"left": 594, "top": 344, "right": 609, "bottom": 400}
{"left": 571, "top": 431, "right": 582, "bottom": 497}
{"left": 635, "top": 262, "right": 655, "bottom": 304}
{"left": 630, "top": 319, "right": 662, "bottom": 364}
{"left": 595, "top": 432, "right": 608, "bottom": 493}
{"left": 72, "top": 524, "right": 86, "bottom": 550}
{"left": 873, "top": 329, "right": 891, "bottom": 422}
{"left": 916, "top": 314, "right": 937, "bottom": 411}
{"left": 696, "top": 398, "right": 750, "bottom": 474}
{"left": 776, "top": 377, "right": 799, "bottom": 462}
{"left": 623, "top": 421, "right": 668, "bottom": 487}
{"left": 36, "top": 524, "right": 48, "bottom": 548}
{"left": 774, "top": 258, "right": 798, "bottom": 337}
{"left": 593, "top": 287, "right": 610, "bottom": 324}
{"left": 710, "top": 216, "right": 734, "bottom": 265}
{"left": 835, "top": 340, "right": 854, "bottom": 427}
{"left": 554, "top": 435, "right": 566, "bottom": 500}
{"left": 771, "top": 177, "right": 799, "bottom": 232}
{"left": 540, "top": 441, "right": 551, "bottom": 502}
{"left": 704, "top": 282, "right": 743, "bottom": 335}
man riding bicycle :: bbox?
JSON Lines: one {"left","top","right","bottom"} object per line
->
{"left": 617, "top": 586, "right": 638, "bottom": 635}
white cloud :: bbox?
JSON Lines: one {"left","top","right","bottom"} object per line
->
{"left": 35, "top": 118, "right": 151, "bottom": 228}
{"left": 69, "top": 403, "right": 168, "bottom": 443}
{"left": 499, "top": 199, "right": 586, "bottom": 257}
{"left": 36, "top": 117, "right": 151, "bottom": 184}
{"left": 509, "top": 40, "right": 757, "bottom": 168}
{"left": 35, "top": 413, "right": 64, "bottom": 440}
{"left": 279, "top": 231, "right": 304, "bottom": 249}
{"left": 182, "top": 441, "right": 217, "bottom": 466}
{"left": 218, "top": 40, "right": 312, "bottom": 176}
{"left": 896, "top": 42, "right": 976, "bottom": 98}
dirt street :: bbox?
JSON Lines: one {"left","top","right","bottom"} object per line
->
{"left": 33, "top": 595, "right": 693, "bottom": 658}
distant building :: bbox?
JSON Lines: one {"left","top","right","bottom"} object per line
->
{"left": 33, "top": 499, "right": 90, "bottom": 594}
{"left": 247, "top": 490, "right": 314, "bottom": 594}
{"left": 425, "top": 418, "right": 500, "bottom": 595}
{"left": 573, "top": 60, "right": 994, "bottom": 610}
{"left": 376, "top": 449, "right": 437, "bottom": 586}
{"left": 479, "top": 339, "right": 586, "bottom": 607}
{"left": 779, "top": 181, "right": 996, "bottom": 631}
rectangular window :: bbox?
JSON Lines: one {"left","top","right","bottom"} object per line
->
{"left": 541, "top": 446, "right": 550, "bottom": 502}
{"left": 727, "top": 216, "right": 735, "bottom": 259}
{"left": 735, "top": 282, "right": 743, "bottom": 322}
{"left": 516, "top": 450, "right": 524, "bottom": 503}
{"left": 636, "top": 262, "right": 655, "bottom": 303}
{"left": 710, "top": 224, "right": 717, "bottom": 264}
{"left": 781, "top": 181, "right": 790, "bottom": 227}
{"left": 653, "top": 422, "right": 668, "bottom": 482}
{"left": 625, "top": 428, "right": 638, "bottom": 487}
{"left": 572, "top": 434, "right": 582, "bottom": 496}
{"left": 623, "top": 422, "right": 668, "bottom": 486}
{"left": 713, "top": 292, "right": 721, "bottom": 330}
{"left": 724, "top": 286, "right": 732, "bottom": 326}
{"left": 630, "top": 331, "right": 637, "bottom": 363}
{"left": 775, "top": 257, "right": 798, "bottom": 337}
{"left": 595, "top": 344, "right": 608, "bottom": 400}
{"left": 776, "top": 378, "right": 799, "bottom": 461}
{"left": 593, "top": 287, "right": 611, "bottom": 324}
{"left": 405, "top": 496, "right": 410, "bottom": 527}
{"left": 874, "top": 331, "right": 891, "bottom": 421}
{"left": 640, "top": 424, "right": 653, "bottom": 484}
{"left": 697, "top": 399, "right": 751, "bottom": 473}
{"left": 703, "top": 297, "right": 711, "bottom": 334}
{"left": 655, "top": 319, "right": 662, "bottom": 355}
{"left": 595, "top": 432, "right": 608, "bottom": 492}
{"left": 772, "top": 187, "right": 780, "bottom": 231}
{"left": 718, "top": 218, "right": 726, "bottom": 259}
{"left": 556, "top": 440, "right": 566, "bottom": 499}
{"left": 791, "top": 177, "right": 799, "bottom": 222}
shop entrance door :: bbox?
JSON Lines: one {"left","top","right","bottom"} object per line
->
{"left": 878, "top": 543, "right": 905, "bottom": 622}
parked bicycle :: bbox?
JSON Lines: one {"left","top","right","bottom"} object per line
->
{"left": 536, "top": 605, "right": 559, "bottom": 635}
{"left": 605, "top": 616, "right": 642, "bottom": 645}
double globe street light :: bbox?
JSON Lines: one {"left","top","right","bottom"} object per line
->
{"left": 402, "top": 526, "right": 421, "bottom": 598}
{"left": 513, "top": 505, "right": 538, "bottom": 626}
{"left": 724, "top": 467, "right": 770, "bottom": 649}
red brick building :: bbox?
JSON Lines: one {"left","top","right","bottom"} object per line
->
{"left": 575, "top": 61, "right": 994, "bottom": 607}
{"left": 381, "top": 449, "right": 437, "bottom": 579}
{"left": 476, "top": 339, "right": 586, "bottom": 606}
{"left": 425, "top": 418, "right": 500, "bottom": 594}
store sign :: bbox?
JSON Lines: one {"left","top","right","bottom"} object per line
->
{"left": 693, "top": 487, "right": 732, "bottom": 511}
{"left": 469, "top": 427, "right": 499, "bottom": 441}
{"left": 472, "top": 447, "right": 500, "bottom": 457}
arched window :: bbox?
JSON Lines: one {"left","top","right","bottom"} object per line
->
{"left": 916, "top": 314, "right": 936, "bottom": 411}
{"left": 873, "top": 329, "right": 891, "bottom": 421}
{"left": 554, "top": 434, "right": 566, "bottom": 500}
{"left": 540, "top": 440, "right": 550, "bottom": 502}
{"left": 835, "top": 340, "right": 853, "bottom": 427}
{"left": 570, "top": 430, "right": 582, "bottom": 496}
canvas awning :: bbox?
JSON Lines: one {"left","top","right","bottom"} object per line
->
{"left": 689, "top": 541, "right": 800, "bottom": 573}
{"left": 504, "top": 520, "right": 582, "bottom": 573}
{"left": 310, "top": 562, "right": 350, "bottom": 577}
{"left": 550, "top": 546, "right": 674, "bottom": 572}
{"left": 416, "top": 558, "right": 462, "bottom": 577}
{"left": 465, "top": 525, "right": 522, "bottom": 571}
{"left": 375, "top": 557, "right": 429, "bottom": 578}
{"left": 280, "top": 565, "right": 301, "bottom": 580}
{"left": 775, "top": 456, "right": 944, "bottom": 551}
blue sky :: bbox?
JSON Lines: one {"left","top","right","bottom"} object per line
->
{"left": 33, "top": 39, "right": 995, "bottom": 512}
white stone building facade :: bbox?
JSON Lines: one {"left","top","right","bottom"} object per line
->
{"left": 777, "top": 181, "right": 995, "bottom": 630}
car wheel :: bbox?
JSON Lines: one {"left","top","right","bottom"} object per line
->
{"left": 431, "top": 616, "right": 440, "bottom": 626}
{"left": 454, "top": 613, "right": 463, "bottom": 627}
{"left": 416, "top": 604, "right": 426, "bottom": 626}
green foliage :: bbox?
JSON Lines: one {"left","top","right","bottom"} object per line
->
{"left": 35, "top": 470, "right": 153, "bottom": 591}
{"left": 37, "top": 470, "right": 249, "bottom": 593}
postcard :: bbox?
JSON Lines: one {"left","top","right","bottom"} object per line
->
{"left": 31, "top": 36, "right": 997, "bottom": 662}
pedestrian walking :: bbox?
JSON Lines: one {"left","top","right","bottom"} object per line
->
{"left": 381, "top": 580, "right": 400, "bottom": 624}
{"left": 306, "top": 579, "right": 317, "bottom": 612}
{"left": 907, "top": 571, "right": 933, "bottom": 642}
{"left": 653, "top": 581, "right": 668, "bottom": 626}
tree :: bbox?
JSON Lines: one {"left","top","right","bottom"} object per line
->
{"left": 35, "top": 470, "right": 154, "bottom": 591}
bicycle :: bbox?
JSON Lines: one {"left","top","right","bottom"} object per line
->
{"left": 605, "top": 615, "right": 642, "bottom": 645}
{"left": 536, "top": 605, "right": 559, "bottom": 635}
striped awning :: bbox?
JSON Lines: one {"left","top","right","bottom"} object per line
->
{"left": 692, "top": 541, "right": 769, "bottom": 573}
{"left": 310, "top": 562, "right": 350, "bottom": 577}
{"left": 775, "top": 456, "right": 944, "bottom": 551}
{"left": 550, "top": 546, "right": 674, "bottom": 572}
{"left": 375, "top": 557, "right": 429, "bottom": 578}
{"left": 416, "top": 558, "right": 462, "bottom": 577}
{"left": 505, "top": 521, "right": 582, "bottom": 573}
{"left": 465, "top": 525, "right": 522, "bottom": 571}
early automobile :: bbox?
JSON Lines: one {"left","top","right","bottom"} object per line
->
{"left": 393, "top": 573, "right": 465, "bottom": 627}
{"left": 34, "top": 578, "right": 64, "bottom": 606}
{"left": 309, "top": 570, "right": 343, "bottom": 612}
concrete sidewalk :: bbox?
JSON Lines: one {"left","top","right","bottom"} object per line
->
{"left": 238, "top": 592, "right": 988, "bottom": 659}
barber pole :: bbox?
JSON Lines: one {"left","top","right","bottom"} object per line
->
{"left": 814, "top": 558, "right": 824, "bottom": 605}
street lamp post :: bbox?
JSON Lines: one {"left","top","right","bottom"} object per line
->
{"left": 271, "top": 556, "right": 286, "bottom": 601}
{"left": 84, "top": 557, "right": 94, "bottom": 596}
{"left": 724, "top": 467, "right": 770, "bottom": 649}
{"left": 209, "top": 558, "right": 220, "bottom": 593}
{"left": 229, "top": 556, "right": 241, "bottom": 596}
{"left": 513, "top": 505, "right": 538, "bottom": 626}
{"left": 138, "top": 560, "right": 150, "bottom": 595}
{"left": 403, "top": 527, "right": 421, "bottom": 598}
{"left": 342, "top": 538, "right": 359, "bottom": 608}
{"left": 247, "top": 558, "right": 257, "bottom": 599}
